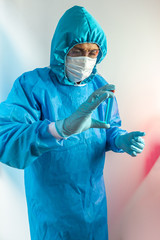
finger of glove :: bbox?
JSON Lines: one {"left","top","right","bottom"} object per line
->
{"left": 134, "top": 136, "right": 145, "bottom": 144}
{"left": 88, "top": 92, "right": 113, "bottom": 110}
{"left": 126, "top": 149, "right": 138, "bottom": 157}
{"left": 87, "top": 85, "right": 115, "bottom": 103}
{"left": 126, "top": 149, "right": 137, "bottom": 157}
{"left": 132, "top": 151, "right": 137, "bottom": 157}
{"left": 131, "top": 139, "right": 145, "bottom": 150}
{"left": 95, "top": 84, "right": 115, "bottom": 93}
{"left": 130, "top": 145, "right": 143, "bottom": 153}
{"left": 132, "top": 131, "right": 145, "bottom": 138}
{"left": 91, "top": 118, "right": 110, "bottom": 129}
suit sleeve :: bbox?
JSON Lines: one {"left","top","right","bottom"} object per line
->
{"left": 0, "top": 74, "right": 64, "bottom": 169}
{"left": 105, "top": 97, "right": 127, "bottom": 152}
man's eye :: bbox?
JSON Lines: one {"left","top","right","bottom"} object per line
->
{"left": 89, "top": 50, "right": 99, "bottom": 55}
{"left": 72, "top": 50, "right": 81, "bottom": 54}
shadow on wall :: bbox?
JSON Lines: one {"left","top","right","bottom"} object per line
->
{"left": 143, "top": 118, "right": 160, "bottom": 176}
{"left": 112, "top": 117, "right": 160, "bottom": 240}
{"left": 0, "top": 27, "right": 24, "bottom": 101}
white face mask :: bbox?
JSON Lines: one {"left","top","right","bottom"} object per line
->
{"left": 65, "top": 56, "right": 97, "bottom": 83}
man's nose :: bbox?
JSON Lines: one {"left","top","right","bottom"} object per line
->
{"left": 82, "top": 51, "right": 89, "bottom": 57}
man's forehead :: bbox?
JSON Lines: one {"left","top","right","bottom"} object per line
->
{"left": 72, "top": 43, "right": 99, "bottom": 50}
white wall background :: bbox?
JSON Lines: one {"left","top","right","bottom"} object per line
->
{"left": 0, "top": 0, "right": 160, "bottom": 239}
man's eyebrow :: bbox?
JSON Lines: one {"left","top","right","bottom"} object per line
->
{"left": 73, "top": 47, "right": 99, "bottom": 51}
{"left": 72, "top": 47, "right": 83, "bottom": 50}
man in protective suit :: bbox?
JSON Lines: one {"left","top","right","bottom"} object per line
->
{"left": 0, "top": 6, "right": 145, "bottom": 240}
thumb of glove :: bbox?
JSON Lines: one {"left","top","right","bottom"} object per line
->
{"left": 91, "top": 118, "right": 110, "bottom": 129}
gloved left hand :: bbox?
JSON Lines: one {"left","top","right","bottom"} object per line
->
{"left": 115, "top": 131, "right": 145, "bottom": 157}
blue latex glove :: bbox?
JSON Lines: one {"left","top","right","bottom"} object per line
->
{"left": 115, "top": 131, "right": 145, "bottom": 157}
{"left": 55, "top": 84, "right": 115, "bottom": 137}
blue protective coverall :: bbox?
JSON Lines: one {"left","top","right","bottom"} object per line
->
{"left": 0, "top": 6, "right": 126, "bottom": 240}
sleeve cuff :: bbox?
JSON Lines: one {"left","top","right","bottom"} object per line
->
{"left": 108, "top": 128, "right": 128, "bottom": 153}
{"left": 48, "top": 122, "right": 64, "bottom": 140}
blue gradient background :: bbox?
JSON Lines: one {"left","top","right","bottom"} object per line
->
{"left": 0, "top": 0, "right": 160, "bottom": 239}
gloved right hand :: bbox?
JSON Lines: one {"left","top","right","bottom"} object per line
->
{"left": 55, "top": 84, "right": 115, "bottom": 138}
{"left": 115, "top": 131, "right": 145, "bottom": 157}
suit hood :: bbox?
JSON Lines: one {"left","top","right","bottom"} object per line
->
{"left": 50, "top": 6, "right": 107, "bottom": 85}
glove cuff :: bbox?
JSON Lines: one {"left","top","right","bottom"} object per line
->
{"left": 49, "top": 122, "right": 64, "bottom": 140}
{"left": 114, "top": 132, "right": 127, "bottom": 150}
{"left": 55, "top": 119, "right": 70, "bottom": 138}
{"left": 115, "top": 134, "right": 121, "bottom": 149}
